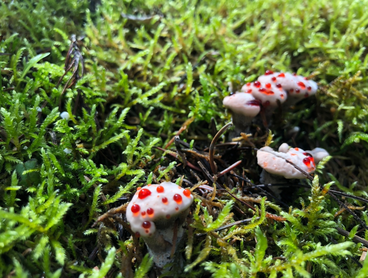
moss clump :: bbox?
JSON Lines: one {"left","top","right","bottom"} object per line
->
{"left": 1, "top": 0, "right": 368, "bottom": 277}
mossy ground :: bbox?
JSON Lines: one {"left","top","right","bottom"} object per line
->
{"left": 1, "top": 0, "right": 368, "bottom": 277}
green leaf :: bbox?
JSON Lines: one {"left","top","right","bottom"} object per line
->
{"left": 51, "top": 240, "right": 66, "bottom": 265}
{"left": 342, "top": 132, "right": 368, "bottom": 148}
{"left": 45, "top": 202, "right": 72, "bottom": 231}
{"left": 90, "top": 185, "right": 101, "bottom": 220}
{"left": 186, "top": 63, "right": 193, "bottom": 95}
{"left": 185, "top": 235, "right": 212, "bottom": 272}
{"left": 90, "top": 247, "right": 116, "bottom": 278}
{"left": 20, "top": 52, "right": 50, "bottom": 80}
{"left": 33, "top": 236, "right": 49, "bottom": 260}
{"left": 254, "top": 226, "right": 268, "bottom": 272}
{"left": 348, "top": 225, "right": 360, "bottom": 239}
{"left": 12, "top": 258, "right": 29, "bottom": 278}
{"left": 93, "top": 131, "right": 128, "bottom": 153}
{"left": 203, "top": 200, "right": 234, "bottom": 232}
{"left": 134, "top": 254, "right": 153, "bottom": 278}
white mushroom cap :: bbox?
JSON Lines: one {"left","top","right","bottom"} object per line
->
{"left": 257, "top": 71, "right": 318, "bottom": 105}
{"left": 223, "top": 92, "right": 261, "bottom": 119}
{"left": 257, "top": 145, "right": 316, "bottom": 179}
{"left": 126, "top": 182, "right": 193, "bottom": 237}
{"left": 240, "top": 81, "right": 287, "bottom": 108}
{"left": 307, "top": 147, "right": 330, "bottom": 164}
{"left": 278, "top": 143, "right": 290, "bottom": 153}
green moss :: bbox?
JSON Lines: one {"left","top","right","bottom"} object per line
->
{"left": 1, "top": 0, "right": 368, "bottom": 276}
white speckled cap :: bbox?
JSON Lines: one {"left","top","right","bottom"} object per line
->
{"left": 223, "top": 92, "right": 261, "bottom": 118}
{"left": 241, "top": 81, "right": 287, "bottom": 108}
{"left": 257, "top": 145, "right": 316, "bottom": 179}
{"left": 126, "top": 182, "right": 193, "bottom": 237}
{"left": 257, "top": 71, "right": 318, "bottom": 103}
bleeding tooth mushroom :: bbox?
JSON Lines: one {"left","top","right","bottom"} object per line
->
{"left": 239, "top": 81, "right": 287, "bottom": 126}
{"left": 126, "top": 182, "right": 193, "bottom": 268}
{"left": 257, "top": 71, "right": 318, "bottom": 106}
{"left": 223, "top": 92, "right": 261, "bottom": 134}
{"left": 257, "top": 144, "right": 316, "bottom": 185}
{"left": 240, "top": 81, "right": 287, "bottom": 110}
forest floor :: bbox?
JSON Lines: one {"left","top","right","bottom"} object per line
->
{"left": 1, "top": 0, "right": 368, "bottom": 277}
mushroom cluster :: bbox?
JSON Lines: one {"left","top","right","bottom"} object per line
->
{"left": 126, "top": 182, "right": 193, "bottom": 268}
{"left": 223, "top": 70, "right": 318, "bottom": 133}
{"left": 257, "top": 71, "right": 318, "bottom": 106}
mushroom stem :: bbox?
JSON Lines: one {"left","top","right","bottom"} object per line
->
{"left": 143, "top": 209, "right": 189, "bottom": 268}
{"left": 126, "top": 182, "right": 193, "bottom": 268}
{"left": 231, "top": 113, "right": 253, "bottom": 135}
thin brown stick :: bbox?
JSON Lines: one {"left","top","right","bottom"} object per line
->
{"left": 216, "top": 160, "right": 242, "bottom": 178}
{"left": 208, "top": 122, "right": 232, "bottom": 175}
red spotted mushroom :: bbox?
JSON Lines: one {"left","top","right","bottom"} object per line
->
{"left": 239, "top": 80, "right": 288, "bottom": 126}
{"left": 257, "top": 144, "right": 316, "bottom": 185}
{"left": 126, "top": 182, "right": 193, "bottom": 268}
{"left": 223, "top": 92, "right": 261, "bottom": 134}
{"left": 240, "top": 80, "right": 287, "bottom": 111}
{"left": 257, "top": 71, "right": 318, "bottom": 106}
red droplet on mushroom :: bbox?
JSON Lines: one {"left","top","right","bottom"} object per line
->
{"left": 276, "top": 83, "right": 282, "bottom": 88}
{"left": 278, "top": 73, "right": 285, "bottom": 77}
{"left": 246, "top": 83, "right": 251, "bottom": 86}
{"left": 137, "top": 187, "right": 141, "bottom": 191}
{"left": 142, "top": 221, "right": 151, "bottom": 229}
{"left": 290, "top": 89, "right": 294, "bottom": 93}
{"left": 295, "top": 89, "right": 300, "bottom": 93}
{"left": 162, "top": 197, "right": 168, "bottom": 204}
{"left": 141, "top": 211, "right": 146, "bottom": 216}
{"left": 246, "top": 100, "right": 261, "bottom": 106}
{"left": 295, "top": 148, "right": 299, "bottom": 151}
{"left": 265, "top": 70, "right": 274, "bottom": 75}
{"left": 138, "top": 188, "right": 151, "bottom": 199}
{"left": 271, "top": 77, "right": 277, "bottom": 82}
{"left": 183, "top": 189, "right": 191, "bottom": 198}
{"left": 166, "top": 214, "right": 171, "bottom": 219}
{"left": 305, "top": 93, "right": 309, "bottom": 97}
{"left": 247, "top": 89, "right": 252, "bottom": 93}
{"left": 303, "top": 152, "right": 313, "bottom": 157}
{"left": 147, "top": 208, "right": 154, "bottom": 216}
{"left": 259, "top": 88, "right": 266, "bottom": 92}
{"left": 297, "top": 82, "right": 306, "bottom": 89}
{"left": 310, "top": 157, "right": 315, "bottom": 165}
{"left": 307, "top": 86, "right": 312, "bottom": 91}
{"left": 175, "top": 207, "right": 179, "bottom": 211}
{"left": 173, "top": 194, "right": 183, "bottom": 204}
{"left": 135, "top": 232, "right": 140, "bottom": 238}
{"left": 131, "top": 204, "right": 140, "bottom": 214}
{"left": 156, "top": 186, "right": 164, "bottom": 193}
{"left": 303, "top": 157, "right": 312, "bottom": 168}
{"left": 266, "top": 83, "right": 271, "bottom": 89}
{"left": 293, "top": 73, "right": 297, "bottom": 76}
{"left": 280, "top": 94, "right": 284, "bottom": 99}
{"left": 254, "top": 81, "right": 261, "bottom": 88}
